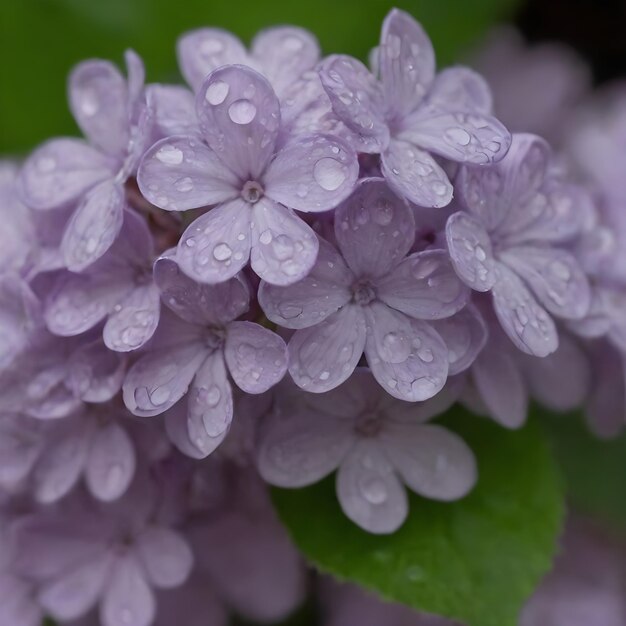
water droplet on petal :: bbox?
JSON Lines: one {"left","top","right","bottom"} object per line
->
{"left": 205, "top": 80, "right": 230, "bottom": 105}
{"left": 213, "top": 243, "right": 232, "bottom": 261}
{"left": 156, "top": 144, "right": 184, "bottom": 165}
{"left": 445, "top": 127, "right": 471, "bottom": 146}
{"left": 175, "top": 176, "right": 194, "bottom": 193}
{"left": 313, "top": 158, "right": 346, "bottom": 191}
{"left": 228, "top": 99, "right": 257, "bottom": 124}
{"left": 361, "top": 477, "right": 388, "bottom": 504}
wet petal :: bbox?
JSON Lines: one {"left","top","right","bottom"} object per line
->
{"left": 177, "top": 199, "right": 252, "bottom": 283}
{"left": 377, "top": 249, "right": 469, "bottom": 320}
{"left": 445, "top": 211, "right": 498, "bottom": 291}
{"left": 69, "top": 59, "right": 129, "bottom": 156}
{"left": 137, "top": 135, "right": 240, "bottom": 211}
{"left": 258, "top": 238, "right": 352, "bottom": 329}
{"left": 337, "top": 440, "right": 408, "bottom": 534}
{"left": 379, "top": 8, "right": 435, "bottom": 118}
{"left": 425, "top": 67, "right": 493, "bottom": 114}
{"left": 334, "top": 178, "right": 415, "bottom": 278}
{"left": 103, "top": 283, "right": 161, "bottom": 352}
{"left": 381, "top": 140, "right": 452, "bottom": 208}
{"left": 251, "top": 198, "right": 319, "bottom": 286}
{"left": 136, "top": 528, "right": 193, "bottom": 589}
{"left": 18, "top": 138, "right": 114, "bottom": 210}
{"left": 365, "top": 302, "right": 448, "bottom": 401}
{"left": 196, "top": 65, "right": 280, "bottom": 180}
{"left": 146, "top": 85, "right": 200, "bottom": 137}
{"left": 177, "top": 28, "right": 248, "bottom": 92}
{"left": 288, "top": 305, "right": 367, "bottom": 393}
{"left": 383, "top": 423, "right": 477, "bottom": 500}
{"left": 122, "top": 343, "right": 206, "bottom": 417}
{"left": 264, "top": 134, "right": 358, "bottom": 213}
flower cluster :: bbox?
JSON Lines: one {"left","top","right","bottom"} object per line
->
{"left": 1, "top": 8, "right": 625, "bottom": 626}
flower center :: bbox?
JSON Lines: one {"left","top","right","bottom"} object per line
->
{"left": 204, "top": 327, "right": 226, "bottom": 351}
{"left": 241, "top": 180, "right": 264, "bottom": 204}
{"left": 352, "top": 279, "right": 377, "bottom": 306}
{"left": 355, "top": 412, "right": 383, "bottom": 437}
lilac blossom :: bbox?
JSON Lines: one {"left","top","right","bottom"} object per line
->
{"left": 446, "top": 133, "right": 592, "bottom": 357}
{"left": 0, "top": 573, "right": 42, "bottom": 626}
{"left": 257, "top": 370, "right": 476, "bottom": 534}
{"left": 318, "top": 9, "right": 511, "bottom": 208}
{"left": 18, "top": 51, "right": 150, "bottom": 271}
{"left": 259, "top": 178, "right": 469, "bottom": 400}
{"left": 123, "top": 255, "right": 288, "bottom": 457}
{"left": 138, "top": 64, "right": 358, "bottom": 286}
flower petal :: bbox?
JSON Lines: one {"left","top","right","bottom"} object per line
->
{"left": 146, "top": 85, "right": 200, "bottom": 138}
{"left": 333, "top": 178, "right": 415, "bottom": 278}
{"left": 85, "top": 422, "right": 136, "bottom": 502}
{"left": 377, "top": 249, "right": 469, "bottom": 320}
{"left": 264, "top": 134, "right": 358, "bottom": 213}
{"left": 288, "top": 305, "right": 366, "bottom": 393}
{"left": 251, "top": 26, "right": 320, "bottom": 96}
{"left": 100, "top": 555, "right": 155, "bottom": 626}
{"left": 122, "top": 343, "right": 206, "bottom": 417}
{"left": 381, "top": 140, "right": 452, "bottom": 208}
{"left": 103, "top": 283, "right": 161, "bottom": 352}
{"left": 196, "top": 65, "right": 280, "bottom": 180}
{"left": 225, "top": 321, "right": 287, "bottom": 393}
{"left": 500, "top": 245, "right": 591, "bottom": 320}
{"left": 18, "top": 138, "right": 114, "bottom": 210}
{"left": 258, "top": 238, "right": 352, "bottom": 329}
{"left": 337, "top": 440, "right": 408, "bottom": 534}
{"left": 177, "top": 28, "right": 248, "bottom": 92}
{"left": 136, "top": 527, "right": 193, "bottom": 589}
{"left": 364, "top": 302, "right": 449, "bottom": 401}
{"left": 69, "top": 59, "right": 129, "bottom": 156}
{"left": 425, "top": 67, "right": 493, "bottom": 114}
{"left": 379, "top": 8, "right": 435, "bottom": 118}
{"left": 61, "top": 179, "right": 125, "bottom": 271}
{"left": 318, "top": 55, "right": 388, "bottom": 152}
{"left": 445, "top": 211, "right": 498, "bottom": 291}
{"left": 137, "top": 135, "right": 240, "bottom": 211}
{"left": 382, "top": 423, "right": 477, "bottom": 501}
{"left": 491, "top": 263, "right": 558, "bottom": 357}
{"left": 251, "top": 198, "right": 319, "bottom": 286}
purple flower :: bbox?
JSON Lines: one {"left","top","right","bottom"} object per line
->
{"left": 446, "top": 134, "right": 592, "bottom": 357}
{"left": 259, "top": 178, "right": 468, "bottom": 401}
{"left": 137, "top": 64, "right": 359, "bottom": 286}
{"left": 18, "top": 51, "right": 150, "bottom": 271}
{"left": 123, "top": 255, "right": 288, "bottom": 457}
{"left": 318, "top": 9, "right": 511, "bottom": 208}
{"left": 0, "top": 574, "right": 41, "bottom": 626}
{"left": 257, "top": 369, "right": 476, "bottom": 534}
{"left": 44, "top": 210, "right": 160, "bottom": 352}
{"left": 177, "top": 26, "right": 320, "bottom": 97}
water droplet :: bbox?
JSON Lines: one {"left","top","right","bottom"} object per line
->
{"left": 319, "top": 370, "right": 330, "bottom": 381}
{"left": 474, "top": 245, "right": 486, "bottom": 262}
{"left": 551, "top": 260, "right": 571, "bottom": 281}
{"left": 213, "top": 242, "right": 232, "bottom": 261}
{"left": 228, "top": 99, "right": 257, "bottom": 125}
{"left": 432, "top": 181, "right": 449, "bottom": 197}
{"left": 386, "top": 34, "right": 402, "bottom": 59}
{"left": 373, "top": 201, "right": 394, "bottom": 226}
{"left": 445, "top": 127, "right": 471, "bottom": 146}
{"left": 185, "top": 238, "right": 196, "bottom": 248}
{"left": 149, "top": 386, "right": 170, "bottom": 406}
{"left": 205, "top": 385, "right": 221, "bottom": 407}
{"left": 37, "top": 156, "right": 56, "bottom": 173}
{"left": 79, "top": 88, "right": 99, "bottom": 117}
{"left": 175, "top": 176, "right": 194, "bottom": 193}
{"left": 200, "top": 38, "right": 224, "bottom": 56}
{"left": 283, "top": 35, "right": 304, "bottom": 51}
{"left": 314, "top": 158, "right": 346, "bottom": 191}
{"left": 259, "top": 229, "right": 273, "bottom": 245}
{"left": 205, "top": 80, "right": 230, "bottom": 105}
{"left": 156, "top": 144, "right": 184, "bottom": 165}
{"left": 361, "top": 477, "right": 388, "bottom": 504}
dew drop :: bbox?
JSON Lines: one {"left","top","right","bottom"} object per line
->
{"left": 156, "top": 144, "right": 184, "bottom": 165}
{"left": 283, "top": 35, "right": 304, "bottom": 51}
{"left": 213, "top": 243, "right": 232, "bottom": 261}
{"left": 361, "top": 477, "right": 388, "bottom": 504}
{"left": 205, "top": 80, "right": 230, "bottom": 105}
{"left": 228, "top": 99, "right": 257, "bottom": 125}
{"left": 313, "top": 158, "right": 346, "bottom": 191}
{"left": 259, "top": 229, "right": 273, "bottom": 245}
{"left": 175, "top": 176, "right": 194, "bottom": 193}
{"left": 200, "top": 38, "right": 224, "bottom": 56}
{"left": 445, "top": 127, "right": 471, "bottom": 146}
{"left": 149, "top": 386, "right": 170, "bottom": 406}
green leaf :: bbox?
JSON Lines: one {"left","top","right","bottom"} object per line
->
{"left": 273, "top": 412, "right": 565, "bottom": 626}
{"left": 0, "top": 0, "right": 520, "bottom": 154}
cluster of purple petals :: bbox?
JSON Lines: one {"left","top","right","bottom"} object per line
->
{"left": 1, "top": 9, "right": 626, "bottom": 626}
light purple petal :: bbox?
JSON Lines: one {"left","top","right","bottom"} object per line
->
{"left": 196, "top": 65, "right": 280, "bottom": 180}
{"left": 377, "top": 249, "right": 469, "bottom": 320}
{"left": 381, "top": 139, "right": 452, "bottom": 208}
{"left": 251, "top": 26, "right": 320, "bottom": 96}
{"left": 61, "top": 179, "right": 125, "bottom": 271}
{"left": 146, "top": 85, "right": 200, "bottom": 138}
{"left": 18, "top": 138, "right": 114, "bottom": 210}
{"left": 379, "top": 8, "right": 435, "bottom": 118}
{"left": 122, "top": 343, "right": 206, "bottom": 417}
{"left": 318, "top": 55, "right": 388, "bottom": 152}
{"left": 258, "top": 238, "right": 352, "bottom": 329}
{"left": 136, "top": 528, "right": 193, "bottom": 589}
{"left": 250, "top": 198, "right": 319, "bottom": 286}
{"left": 288, "top": 305, "right": 366, "bottom": 393}
{"left": 85, "top": 422, "right": 136, "bottom": 502}
{"left": 337, "top": 440, "right": 408, "bottom": 534}
{"left": 0, "top": 574, "right": 42, "bottom": 626}
{"left": 333, "top": 178, "right": 414, "bottom": 278}
{"left": 382, "top": 423, "right": 477, "bottom": 500}
{"left": 137, "top": 135, "right": 240, "bottom": 211}
{"left": 0, "top": 413, "right": 43, "bottom": 489}
{"left": 68, "top": 59, "right": 129, "bottom": 156}
{"left": 164, "top": 400, "right": 208, "bottom": 460}
{"left": 177, "top": 28, "right": 248, "bottom": 92}
{"left": 472, "top": 342, "right": 528, "bottom": 428}
{"left": 155, "top": 254, "right": 250, "bottom": 325}
{"left": 101, "top": 555, "right": 155, "bottom": 626}
{"left": 492, "top": 263, "right": 559, "bottom": 357}
{"left": 225, "top": 321, "right": 287, "bottom": 393}
{"left": 425, "top": 67, "right": 493, "bottom": 114}
{"left": 445, "top": 211, "right": 498, "bottom": 291}
{"left": 103, "top": 283, "right": 161, "bottom": 352}
{"left": 364, "top": 302, "right": 448, "bottom": 401}
{"left": 500, "top": 245, "right": 591, "bottom": 320}
{"left": 264, "top": 134, "right": 358, "bottom": 213}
